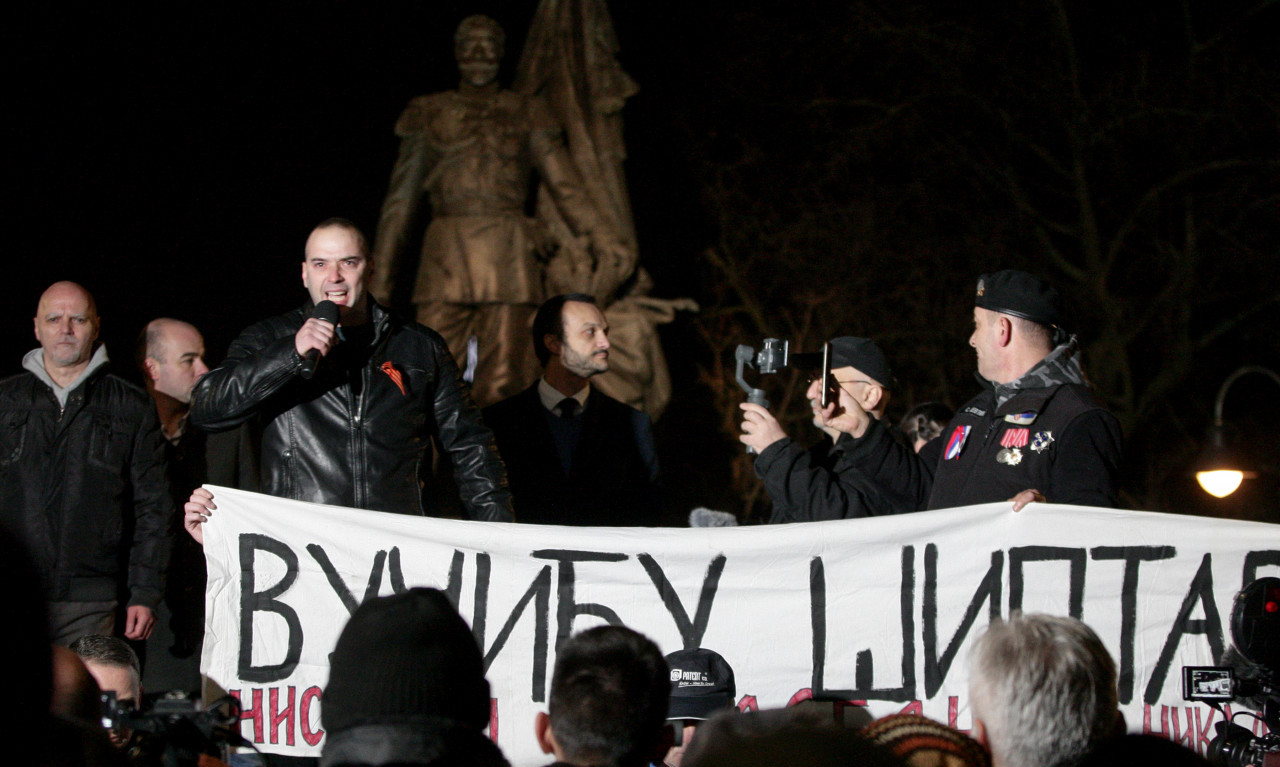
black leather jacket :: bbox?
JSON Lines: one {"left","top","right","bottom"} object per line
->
{"left": 190, "top": 301, "right": 512, "bottom": 521}
{"left": 0, "top": 364, "right": 172, "bottom": 607}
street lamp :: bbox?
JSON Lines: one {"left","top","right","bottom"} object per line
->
{"left": 1195, "top": 365, "right": 1280, "bottom": 498}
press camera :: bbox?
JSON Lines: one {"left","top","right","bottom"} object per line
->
{"left": 100, "top": 690, "right": 247, "bottom": 767}
{"left": 1182, "top": 577, "right": 1280, "bottom": 767}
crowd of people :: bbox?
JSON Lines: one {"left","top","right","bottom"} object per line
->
{"left": 5, "top": 212, "right": 1150, "bottom": 765}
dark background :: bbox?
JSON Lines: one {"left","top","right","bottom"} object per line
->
{"left": 5, "top": 1, "right": 702, "bottom": 360}
{"left": 7, "top": 0, "right": 1278, "bottom": 521}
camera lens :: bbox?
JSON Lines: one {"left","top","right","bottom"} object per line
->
{"left": 1207, "top": 722, "right": 1259, "bottom": 767}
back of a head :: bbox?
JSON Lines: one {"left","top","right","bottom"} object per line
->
{"left": 968, "top": 613, "right": 1119, "bottom": 767}
{"left": 683, "top": 708, "right": 906, "bottom": 767}
{"left": 69, "top": 634, "right": 141, "bottom": 677}
{"left": 899, "top": 403, "right": 955, "bottom": 447}
{"left": 865, "top": 713, "right": 991, "bottom": 767}
{"left": 548, "top": 625, "right": 670, "bottom": 767}
{"left": 323, "top": 588, "right": 491, "bottom": 735}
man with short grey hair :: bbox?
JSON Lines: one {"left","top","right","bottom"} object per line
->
{"left": 968, "top": 613, "right": 1122, "bottom": 767}
{"left": 70, "top": 634, "right": 143, "bottom": 748}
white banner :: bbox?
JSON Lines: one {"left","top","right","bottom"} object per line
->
{"left": 199, "top": 486, "right": 1279, "bottom": 765}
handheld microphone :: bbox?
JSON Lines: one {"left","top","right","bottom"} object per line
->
{"left": 300, "top": 300, "right": 340, "bottom": 380}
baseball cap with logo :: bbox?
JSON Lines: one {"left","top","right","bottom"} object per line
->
{"left": 665, "top": 647, "right": 737, "bottom": 720}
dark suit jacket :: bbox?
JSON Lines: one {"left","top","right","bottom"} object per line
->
{"left": 483, "top": 384, "right": 660, "bottom": 526}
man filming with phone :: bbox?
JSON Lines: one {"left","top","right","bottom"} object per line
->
{"left": 738, "top": 336, "right": 913, "bottom": 522}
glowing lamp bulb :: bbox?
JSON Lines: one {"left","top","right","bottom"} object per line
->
{"left": 1196, "top": 470, "right": 1244, "bottom": 498}
{"left": 1267, "top": 601, "right": 1280, "bottom": 614}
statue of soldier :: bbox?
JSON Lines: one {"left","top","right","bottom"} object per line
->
{"left": 371, "top": 15, "right": 631, "bottom": 408}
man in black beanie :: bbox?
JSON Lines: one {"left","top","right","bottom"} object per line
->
{"left": 738, "top": 336, "right": 914, "bottom": 521}
{"left": 320, "top": 587, "right": 509, "bottom": 767}
{"left": 832, "top": 270, "right": 1122, "bottom": 511}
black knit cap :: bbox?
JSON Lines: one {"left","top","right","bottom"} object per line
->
{"left": 665, "top": 648, "right": 737, "bottom": 720}
{"left": 828, "top": 337, "right": 896, "bottom": 389}
{"left": 974, "top": 270, "right": 1063, "bottom": 329}
{"left": 322, "top": 587, "right": 491, "bottom": 734}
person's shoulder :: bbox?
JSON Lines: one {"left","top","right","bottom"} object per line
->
{"left": 483, "top": 384, "right": 541, "bottom": 421}
{"left": 379, "top": 312, "right": 460, "bottom": 373}
{"left": 589, "top": 387, "right": 643, "bottom": 414}
{"left": 953, "top": 389, "right": 996, "bottom": 420}
{"left": 0, "top": 369, "right": 35, "bottom": 392}
{"left": 0, "top": 371, "right": 37, "bottom": 410}
{"left": 96, "top": 370, "right": 149, "bottom": 401}
{"left": 236, "top": 306, "right": 308, "bottom": 343}
{"left": 386, "top": 311, "right": 450, "bottom": 349}
{"left": 1050, "top": 382, "right": 1113, "bottom": 414}
{"left": 89, "top": 371, "right": 157, "bottom": 419}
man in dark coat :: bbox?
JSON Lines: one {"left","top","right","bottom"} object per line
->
{"left": 837, "top": 270, "right": 1123, "bottom": 511}
{"left": 483, "top": 293, "right": 659, "bottom": 526}
{"left": 0, "top": 281, "right": 171, "bottom": 645}
{"left": 184, "top": 218, "right": 511, "bottom": 544}
{"left": 739, "top": 336, "right": 914, "bottom": 522}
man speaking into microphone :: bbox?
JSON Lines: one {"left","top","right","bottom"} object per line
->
{"left": 188, "top": 218, "right": 512, "bottom": 522}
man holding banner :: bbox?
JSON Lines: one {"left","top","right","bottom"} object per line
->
{"left": 833, "top": 270, "right": 1123, "bottom": 512}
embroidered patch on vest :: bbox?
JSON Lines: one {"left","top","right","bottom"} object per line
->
{"left": 1003, "top": 411, "right": 1038, "bottom": 425}
{"left": 945, "top": 425, "right": 971, "bottom": 460}
{"left": 963, "top": 406, "right": 986, "bottom": 417}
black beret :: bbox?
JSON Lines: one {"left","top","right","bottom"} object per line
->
{"left": 974, "top": 270, "right": 1063, "bottom": 328}
{"left": 829, "top": 336, "right": 895, "bottom": 389}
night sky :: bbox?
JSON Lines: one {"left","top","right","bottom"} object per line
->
{"left": 8, "top": 1, "right": 1278, "bottom": 517}
{"left": 6, "top": 1, "right": 703, "bottom": 367}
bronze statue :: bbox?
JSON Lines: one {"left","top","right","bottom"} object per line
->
{"left": 371, "top": 15, "right": 630, "bottom": 408}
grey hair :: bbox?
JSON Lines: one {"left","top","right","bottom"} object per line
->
{"left": 69, "top": 634, "right": 142, "bottom": 697}
{"left": 968, "top": 613, "right": 1118, "bottom": 767}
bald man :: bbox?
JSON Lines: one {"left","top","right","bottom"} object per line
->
{"left": 137, "top": 318, "right": 256, "bottom": 696}
{"left": 0, "top": 282, "right": 171, "bottom": 645}
{"left": 187, "top": 218, "right": 511, "bottom": 524}
{"left": 137, "top": 319, "right": 210, "bottom": 444}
